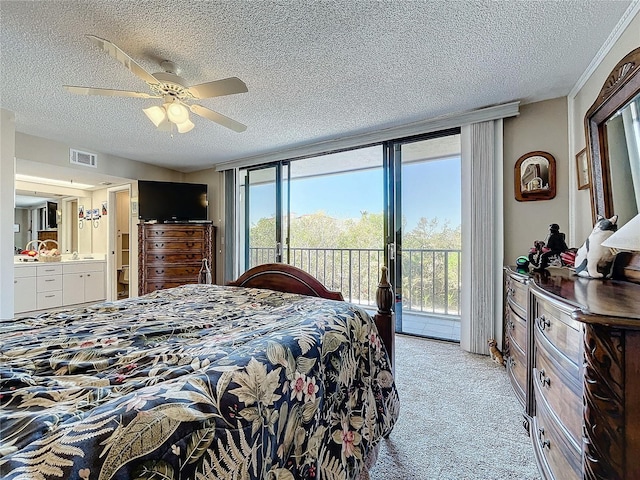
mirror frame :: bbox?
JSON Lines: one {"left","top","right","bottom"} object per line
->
{"left": 584, "top": 46, "right": 640, "bottom": 223}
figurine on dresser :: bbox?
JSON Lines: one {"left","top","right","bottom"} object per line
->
{"left": 574, "top": 214, "right": 618, "bottom": 278}
{"left": 528, "top": 223, "right": 572, "bottom": 270}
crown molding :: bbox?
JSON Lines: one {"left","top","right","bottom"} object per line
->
{"left": 568, "top": 0, "right": 640, "bottom": 99}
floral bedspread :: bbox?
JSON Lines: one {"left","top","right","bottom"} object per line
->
{"left": 0, "top": 284, "right": 399, "bottom": 480}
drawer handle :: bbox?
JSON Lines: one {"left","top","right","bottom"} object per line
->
{"left": 538, "top": 369, "right": 551, "bottom": 388}
{"left": 186, "top": 242, "right": 196, "bottom": 247}
{"left": 44, "top": 294, "right": 55, "bottom": 298}
{"left": 45, "top": 279, "right": 56, "bottom": 282}
{"left": 155, "top": 255, "right": 165, "bottom": 261}
{"left": 155, "top": 243, "right": 165, "bottom": 248}
{"left": 154, "top": 231, "right": 165, "bottom": 236}
{"left": 538, "top": 428, "right": 550, "bottom": 450}
{"left": 186, "top": 254, "right": 197, "bottom": 259}
{"left": 156, "top": 269, "right": 164, "bottom": 274}
{"left": 186, "top": 231, "right": 196, "bottom": 236}
{"left": 537, "top": 315, "right": 550, "bottom": 330}
{"left": 507, "top": 356, "right": 516, "bottom": 368}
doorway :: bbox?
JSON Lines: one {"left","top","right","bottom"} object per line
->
{"left": 108, "top": 187, "right": 131, "bottom": 300}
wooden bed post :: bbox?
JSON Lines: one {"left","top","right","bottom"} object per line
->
{"left": 374, "top": 266, "right": 395, "bottom": 372}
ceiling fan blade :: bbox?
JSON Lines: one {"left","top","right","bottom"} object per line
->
{"left": 188, "top": 77, "right": 248, "bottom": 99}
{"left": 190, "top": 104, "right": 247, "bottom": 132}
{"left": 86, "top": 35, "right": 159, "bottom": 86}
{"left": 64, "top": 85, "right": 160, "bottom": 98}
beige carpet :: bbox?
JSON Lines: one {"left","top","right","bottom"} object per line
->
{"left": 369, "top": 334, "right": 541, "bottom": 480}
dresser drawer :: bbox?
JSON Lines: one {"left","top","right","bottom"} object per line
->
{"left": 534, "top": 331, "right": 582, "bottom": 446}
{"left": 37, "top": 274, "right": 63, "bottom": 292}
{"left": 505, "top": 305, "right": 527, "bottom": 353}
{"left": 507, "top": 340, "right": 527, "bottom": 406}
{"left": 37, "top": 290, "right": 63, "bottom": 310}
{"left": 532, "top": 293, "right": 581, "bottom": 364}
{"left": 144, "top": 252, "right": 203, "bottom": 264}
{"left": 144, "top": 280, "right": 197, "bottom": 292}
{"left": 143, "top": 226, "right": 205, "bottom": 239}
{"left": 533, "top": 381, "right": 581, "bottom": 480}
{"left": 145, "top": 265, "right": 202, "bottom": 280}
{"left": 146, "top": 240, "right": 205, "bottom": 251}
{"left": 505, "top": 272, "right": 528, "bottom": 318}
{"left": 37, "top": 264, "right": 63, "bottom": 276}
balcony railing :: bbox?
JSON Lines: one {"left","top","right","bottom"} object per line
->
{"left": 249, "top": 247, "right": 461, "bottom": 317}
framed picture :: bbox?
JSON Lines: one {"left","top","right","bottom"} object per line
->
{"left": 514, "top": 151, "right": 556, "bottom": 201}
{"left": 575, "top": 148, "right": 590, "bottom": 190}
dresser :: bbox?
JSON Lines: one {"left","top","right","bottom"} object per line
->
{"left": 503, "top": 266, "right": 640, "bottom": 480}
{"left": 138, "top": 223, "right": 215, "bottom": 295}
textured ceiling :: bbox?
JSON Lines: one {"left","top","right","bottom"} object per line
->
{"left": 0, "top": 0, "right": 634, "bottom": 173}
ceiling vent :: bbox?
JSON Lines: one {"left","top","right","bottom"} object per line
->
{"left": 70, "top": 149, "right": 97, "bottom": 168}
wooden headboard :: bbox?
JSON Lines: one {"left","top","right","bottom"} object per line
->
{"left": 227, "top": 263, "right": 344, "bottom": 301}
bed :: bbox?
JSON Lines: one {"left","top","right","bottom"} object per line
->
{"left": 0, "top": 263, "right": 399, "bottom": 480}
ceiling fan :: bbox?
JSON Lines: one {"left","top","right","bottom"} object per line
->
{"left": 64, "top": 35, "right": 248, "bottom": 133}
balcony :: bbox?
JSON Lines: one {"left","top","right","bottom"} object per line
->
{"left": 249, "top": 246, "right": 461, "bottom": 341}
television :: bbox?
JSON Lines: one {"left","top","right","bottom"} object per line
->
{"left": 138, "top": 180, "right": 208, "bottom": 223}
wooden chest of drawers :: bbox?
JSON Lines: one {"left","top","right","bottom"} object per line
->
{"left": 138, "top": 223, "right": 215, "bottom": 295}
{"left": 503, "top": 266, "right": 640, "bottom": 480}
{"left": 503, "top": 268, "right": 531, "bottom": 420}
{"left": 530, "top": 287, "right": 582, "bottom": 480}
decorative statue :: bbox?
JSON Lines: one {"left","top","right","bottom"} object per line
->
{"left": 574, "top": 215, "right": 618, "bottom": 278}
{"left": 528, "top": 223, "right": 570, "bottom": 270}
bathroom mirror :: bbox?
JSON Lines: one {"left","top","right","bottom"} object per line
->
{"left": 585, "top": 47, "right": 640, "bottom": 225}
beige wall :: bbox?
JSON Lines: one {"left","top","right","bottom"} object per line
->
{"left": 503, "top": 97, "right": 570, "bottom": 266}
{"left": 571, "top": 12, "right": 640, "bottom": 241}
{"left": 16, "top": 132, "right": 183, "bottom": 183}
{"left": 184, "top": 168, "right": 225, "bottom": 284}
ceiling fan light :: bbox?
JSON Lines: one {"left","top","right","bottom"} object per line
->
{"left": 143, "top": 105, "right": 167, "bottom": 127}
{"left": 176, "top": 118, "right": 195, "bottom": 133}
{"left": 166, "top": 102, "right": 189, "bottom": 124}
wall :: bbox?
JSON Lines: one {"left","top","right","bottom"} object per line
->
{"left": 184, "top": 169, "right": 225, "bottom": 284}
{"left": 503, "top": 97, "right": 570, "bottom": 266}
{"left": 570, "top": 10, "right": 640, "bottom": 241}
{"left": 14, "top": 208, "right": 29, "bottom": 251}
{"left": 1, "top": 109, "right": 16, "bottom": 319}
{"left": 16, "top": 133, "right": 183, "bottom": 182}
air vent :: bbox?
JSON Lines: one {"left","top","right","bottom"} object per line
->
{"left": 70, "top": 149, "right": 97, "bottom": 168}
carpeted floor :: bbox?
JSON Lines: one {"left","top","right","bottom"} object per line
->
{"left": 369, "top": 334, "right": 541, "bottom": 480}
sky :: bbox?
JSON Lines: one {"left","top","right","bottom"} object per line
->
{"left": 249, "top": 157, "right": 461, "bottom": 231}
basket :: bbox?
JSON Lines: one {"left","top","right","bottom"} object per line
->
{"left": 38, "top": 239, "right": 62, "bottom": 262}
{"left": 16, "top": 240, "right": 44, "bottom": 262}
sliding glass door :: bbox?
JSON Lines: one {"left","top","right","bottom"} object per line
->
{"left": 391, "top": 132, "right": 462, "bottom": 341}
{"left": 238, "top": 162, "right": 290, "bottom": 272}
{"left": 235, "top": 131, "right": 460, "bottom": 342}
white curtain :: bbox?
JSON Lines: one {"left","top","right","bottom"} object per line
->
{"left": 460, "top": 120, "right": 504, "bottom": 354}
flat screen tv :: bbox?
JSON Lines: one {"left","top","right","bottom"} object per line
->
{"left": 138, "top": 180, "right": 208, "bottom": 223}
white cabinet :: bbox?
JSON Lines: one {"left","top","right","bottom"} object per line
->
{"left": 62, "top": 261, "right": 105, "bottom": 306}
{"left": 14, "top": 265, "right": 37, "bottom": 313}
{"left": 14, "top": 263, "right": 64, "bottom": 314}
{"left": 14, "top": 260, "right": 106, "bottom": 315}
{"left": 36, "top": 264, "right": 63, "bottom": 310}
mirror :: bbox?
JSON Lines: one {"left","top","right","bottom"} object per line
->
{"left": 585, "top": 46, "right": 640, "bottom": 225}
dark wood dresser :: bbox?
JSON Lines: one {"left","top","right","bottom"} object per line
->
{"left": 503, "top": 266, "right": 640, "bottom": 480}
{"left": 138, "top": 223, "right": 215, "bottom": 295}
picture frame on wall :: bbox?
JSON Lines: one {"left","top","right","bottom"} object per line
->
{"left": 514, "top": 151, "right": 557, "bottom": 201}
{"left": 575, "top": 148, "right": 590, "bottom": 190}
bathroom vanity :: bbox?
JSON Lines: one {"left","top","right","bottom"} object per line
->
{"left": 14, "top": 257, "right": 106, "bottom": 314}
